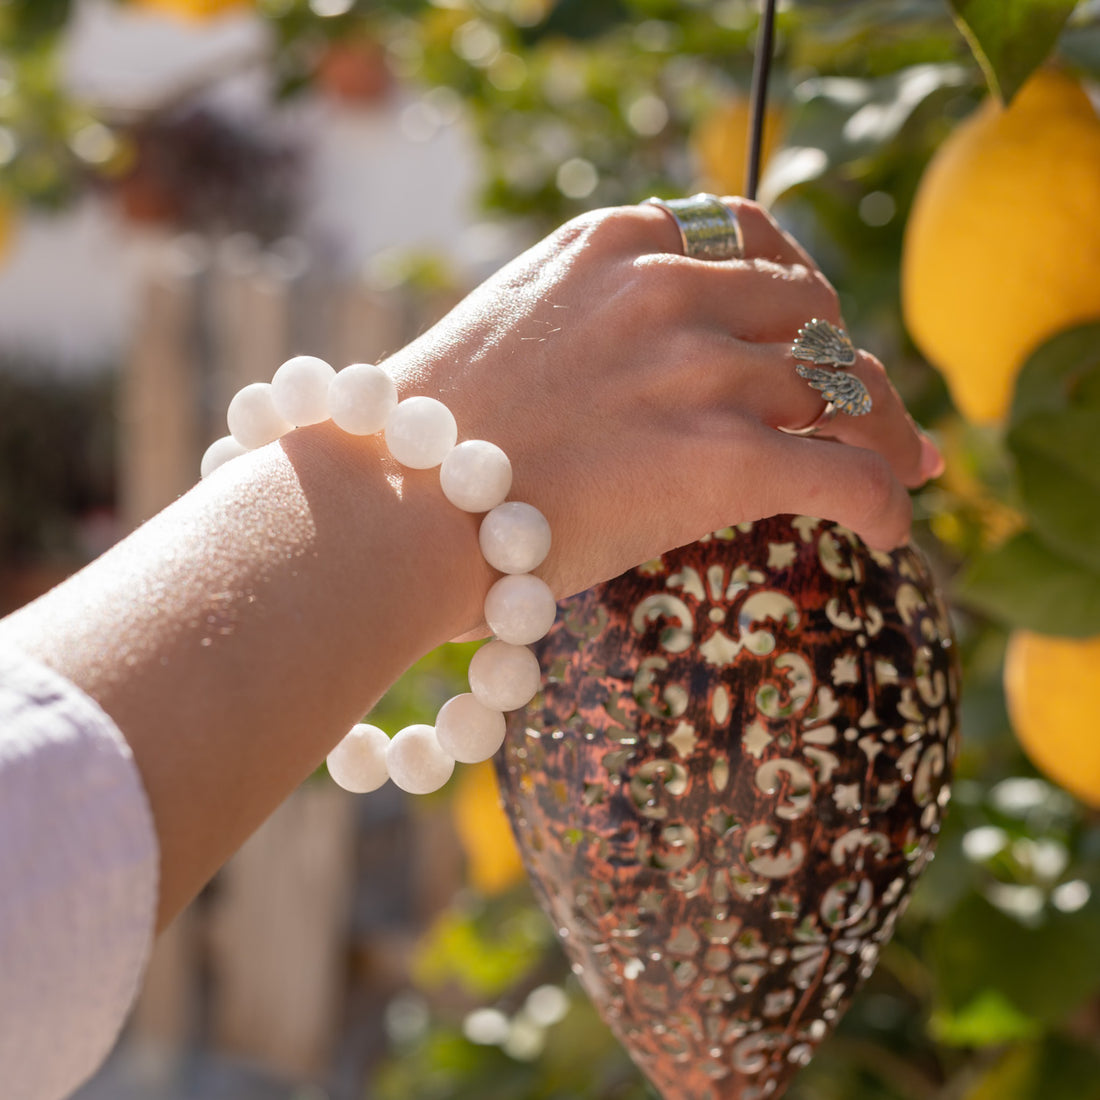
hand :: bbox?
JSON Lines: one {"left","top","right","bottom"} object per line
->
{"left": 381, "top": 198, "right": 940, "bottom": 602}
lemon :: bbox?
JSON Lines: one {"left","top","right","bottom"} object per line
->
{"left": 133, "top": 0, "right": 251, "bottom": 20}
{"left": 692, "top": 96, "right": 784, "bottom": 197}
{"left": 1004, "top": 630, "right": 1100, "bottom": 807}
{"left": 452, "top": 761, "right": 526, "bottom": 895}
{"left": 902, "top": 69, "right": 1100, "bottom": 424}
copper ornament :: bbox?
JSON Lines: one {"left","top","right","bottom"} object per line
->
{"left": 496, "top": 516, "right": 959, "bottom": 1100}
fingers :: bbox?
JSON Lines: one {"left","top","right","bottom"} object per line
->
{"left": 722, "top": 197, "right": 816, "bottom": 267}
{"left": 733, "top": 426, "right": 914, "bottom": 551}
{"left": 636, "top": 196, "right": 810, "bottom": 267}
{"left": 631, "top": 254, "right": 841, "bottom": 342}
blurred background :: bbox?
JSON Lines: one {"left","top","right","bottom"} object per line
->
{"left": 2, "top": 0, "right": 1100, "bottom": 1097}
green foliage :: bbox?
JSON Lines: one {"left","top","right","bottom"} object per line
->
{"left": 959, "top": 533, "right": 1100, "bottom": 637}
{"left": 957, "top": 322, "right": 1100, "bottom": 634}
{"left": 947, "top": 0, "right": 1080, "bottom": 103}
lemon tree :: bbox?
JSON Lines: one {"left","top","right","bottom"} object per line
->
{"left": 902, "top": 69, "right": 1100, "bottom": 424}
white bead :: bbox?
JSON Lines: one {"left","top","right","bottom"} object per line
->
{"left": 326, "top": 724, "right": 390, "bottom": 793}
{"left": 479, "top": 502, "right": 551, "bottom": 574}
{"left": 227, "top": 382, "right": 293, "bottom": 450}
{"left": 386, "top": 724, "right": 456, "bottom": 794}
{"left": 271, "top": 355, "right": 336, "bottom": 427}
{"left": 469, "top": 640, "right": 541, "bottom": 711}
{"left": 329, "top": 363, "right": 398, "bottom": 436}
{"left": 385, "top": 396, "right": 458, "bottom": 469}
{"left": 439, "top": 440, "right": 513, "bottom": 513}
{"left": 483, "top": 574, "right": 557, "bottom": 645}
{"left": 435, "top": 693, "right": 507, "bottom": 763}
{"left": 200, "top": 435, "right": 248, "bottom": 479}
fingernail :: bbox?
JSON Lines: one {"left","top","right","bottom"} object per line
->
{"left": 919, "top": 434, "right": 945, "bottom": 480}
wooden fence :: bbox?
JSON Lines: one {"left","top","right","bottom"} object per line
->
{"left": 115, "top": 233, "right": 469, "bottom": 1097}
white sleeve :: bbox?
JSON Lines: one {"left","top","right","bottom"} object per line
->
{"left": 0, "top": 647, "right": 159, "bottom": 1100}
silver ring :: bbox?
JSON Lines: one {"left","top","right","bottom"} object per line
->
{"left": 643, "top": 193, "right": 744, "bottom": 261}
{"left": 778, "top": 402, "right": 840, "bottom": 437}
{"left": 786, "top": 319, "right": 873, "bottom": 426}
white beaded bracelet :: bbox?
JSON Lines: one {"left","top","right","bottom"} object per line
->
{"left": 200, "top": 355, "right": 553, "bottom": 796}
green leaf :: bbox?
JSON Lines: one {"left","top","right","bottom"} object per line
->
{"left": 1008, "top": 321, "right": 1100, "bottom": 571}
{"left": 962, "top": 1039, "right": 1100, "bottom": 1100}
{"left": 957, "top": 532, "right": 1100, "bottom": 636}
{"left": 930, "top": 988, "right": 1042, "bottom": 1047}
{"left": 1010, "top": 320, "right": 1100, "bottom": 425}
{"left": 932, "top": 892, "right": 1100, "bottom": 1027}
{"left": 1009, "top": 410, "right": 1100, "bottom": 570}
{"left": 947, "top": 0, "right": 1079, "bottom": 103}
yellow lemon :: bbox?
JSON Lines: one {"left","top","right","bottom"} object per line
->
{"left": 1004, "top": 630, "right": 1100, "bottom": 807}
{"left": 452, "top": 761, "right": 526, "bottom": 895}
{"left": 133, "top": 0, "right": 251, "bottom": 20}
{"left": 902, "top": 69, "right": 1100, "bottom": 424}
{"left": 692, "top": 96, "right": 784, "bottom": 197}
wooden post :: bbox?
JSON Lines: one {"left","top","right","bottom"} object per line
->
{"left": 206, "top": 783, "right": 358, "bottom": 1079}
{"left": 119, "top": 238, "right": 206, "bottom": 530}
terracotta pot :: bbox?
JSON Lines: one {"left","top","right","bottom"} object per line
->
{"left": 496, "top": 515, "right": 958, "bottom": 1100}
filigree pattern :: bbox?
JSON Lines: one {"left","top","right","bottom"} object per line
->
{"left": 794, "top": 364, "right": 872, "bottom": 417}
{"left": 496, "top": 516, "right": 959, "bottom": 1100}
{"left": 790, "top": 319, "right": 857, "bottom": 368}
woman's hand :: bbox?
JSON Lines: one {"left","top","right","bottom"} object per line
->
{"left": 379, "top": 198, "right": 941, "bottom": 603}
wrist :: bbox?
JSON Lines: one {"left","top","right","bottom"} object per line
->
{"left": 282, "top": 419, "right": 494, "bottom": 652}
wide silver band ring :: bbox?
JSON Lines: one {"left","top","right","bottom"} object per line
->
{"left": 643, "top": 193, "right": 744, "bottom": 261}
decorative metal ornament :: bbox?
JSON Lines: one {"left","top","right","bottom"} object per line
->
{"left": 496, "top": 516, "right": 959, "bottom": 1100}
{"left": 791, "top": 319, "right": 858, "bottom": 368}
{"left": 794, "top": 364, "right": 872, "bottom": 417}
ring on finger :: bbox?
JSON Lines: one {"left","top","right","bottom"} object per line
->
{"left": 779, "top": 318, "right": 872, "bottom": 436}
{"left": 643, "top": 193, "right": 744, "bottom": 262}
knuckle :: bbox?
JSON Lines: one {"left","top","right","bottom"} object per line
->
{"left": 629, "top": 257, "right": 693, "bottom": 317}
{"left": 555, "top": 205, "right": 643, "bottom": 256}
{"left": 855, "top": 452, "right": 899, "bottom": 517}
{"left": 807, "top": 270, "right": 841, "bottom": 320}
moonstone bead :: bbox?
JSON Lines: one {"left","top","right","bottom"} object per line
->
{"left": 386, "top": 724, "right": 456, "bottom": 794}
{"left": 435, "top": 693, "right": 507, "bottom": 763}
{"left": 468, "top": 640, "right": 541, "bottom": 711}
{"left": 326, "top": 724, "right": 390, "bottom": 794}
{"left": 439, "top": 440, "right": 513, "bottom": 513}
{"left": 385, "top": 396, "right": 458, "bottom": 469}
{"left": 227, "top": 382, "right": 293, "bottom": 450}
{"left": 329, "top": 362, "right": 398, "bottom": 436}
{"left": 200, "top": 435, "right": 247, "bottom": 479}
{"left": 483, "top": 574, "right": 557, "bottom": 646}
{"left": 271, "top": 355, "right": 336, "bottom": 427}
{"left": 479, "top": 502, "right": 551, "bottom": 574}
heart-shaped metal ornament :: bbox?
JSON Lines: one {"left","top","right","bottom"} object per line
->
{"left": 496, "top": 516, "right": 959, "bottom": 1100}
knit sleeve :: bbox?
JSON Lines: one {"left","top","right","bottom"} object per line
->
{"left": 0, "top": 647, "right": 159, "bottom": 1100}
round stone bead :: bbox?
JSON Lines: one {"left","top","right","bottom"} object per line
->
{"left": 479, "top": 502, "right": 551, "bottom": 574}
{"left": 483, "top": 574, "right": 557, "bottom": 646}
{"left": 386, "top": 724, "right": 456, "bottom": 794}
{"left": 469, "top": 640, "right": 541, "bottom": 711}
{"left": 200, "top": 435, "right": 248, "bottom": 479}
{"left": 385, "top": 396, "right": 458, "bottom": 470}
{"left": 326, "top": 724, "right": 390, "bottom": 794}
{"left": 435, "top": 693, "right": 507, "bottom": 763}
{"left": 227, "top": 382, "right": 293, "bottom": 450}
{"left": 271, "top": 355, "right": 336, "bottom": 427}
{"left": 329, "top": 362, "right": 398, "bottom": 436}
{"left": 439, "top": 440, "right": 513, "bottom": 513}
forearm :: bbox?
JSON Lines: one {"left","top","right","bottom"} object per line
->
{"left": 0, "top": 421, "right": 490, "bottom": 929}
